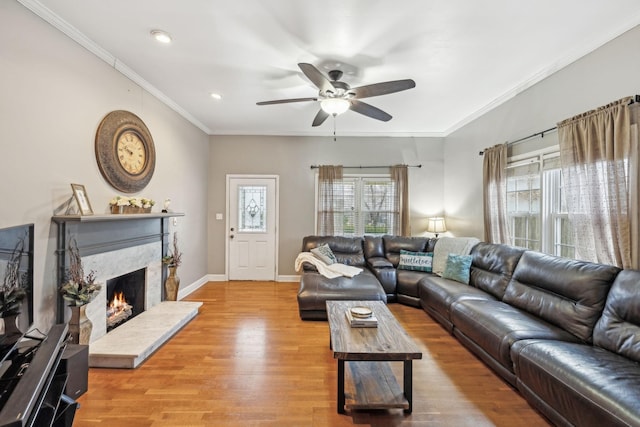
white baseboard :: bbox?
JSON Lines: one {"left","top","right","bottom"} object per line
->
{"left": 177, "top": 276, "right": 207, "bottom": 300}
{"left": 205, "top": 274, "right": 228, "bottom": 282}
{"left": 277, "top": 274, "right": 300, "bottom": 282}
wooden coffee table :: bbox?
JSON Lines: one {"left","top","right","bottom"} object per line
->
{"left": 326, "top": 300, "right": 423, "bottom": 414}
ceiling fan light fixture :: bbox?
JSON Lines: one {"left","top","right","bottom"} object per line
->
{"left": 320, "top": 98, "right": 350, "bottom": 116}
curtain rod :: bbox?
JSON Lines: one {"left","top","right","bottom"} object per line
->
{"left": 310, "top": 164, "right": 422, "bottom": 169}
{"left": 478, "top": 94, "right": 640, "bottom": 156}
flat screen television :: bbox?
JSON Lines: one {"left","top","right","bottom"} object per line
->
{"left": 0, "top": 223, "right": 34, "bottom": 362}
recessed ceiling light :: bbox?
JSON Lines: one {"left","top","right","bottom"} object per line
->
{"left": 210, "top": 93, "right": 222, "bottom": 100}
{"left": 150, "top": 30, "right": 172, "bottom": 44}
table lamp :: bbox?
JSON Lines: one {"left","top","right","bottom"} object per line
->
{"left": 427, "top": 217, "right": 447, "bottom": 238}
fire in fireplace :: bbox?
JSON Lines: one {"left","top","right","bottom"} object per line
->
{"left": 106, "top": 268, "right": 146, "bottom": 332}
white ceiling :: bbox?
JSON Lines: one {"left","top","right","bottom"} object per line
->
{"left": 21, "top": 0, "right": 640, "bottom": 137}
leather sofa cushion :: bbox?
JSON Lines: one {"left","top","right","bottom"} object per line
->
{"left": 419, "top": 276, "right": 496, "bottom": 326}
{"left": 301, "top": 235, "right": 366, "bottom": 267}
{"left": 364, "top": 235, "right": 385, "bottom": 258}
{"left": 504, "top": 251, "right": 620, "bottom": 342}
{"left": 512, "top": 339, "right": 640, "bottom": 427}
{"left": 297, "top": 269, "right": 386, "bottom": 312}
{"left": 396, "top": 270, "right": 430, "bottom": 298}
{"left": 382, "top": 236, "right": 431, "bottom": 266}
{"left": 469, "top": 242, "right": 525, "bottom": 299}
{"left": 451, "top": 299, "right": 580, "bottom": 373}
{"left": 594, "top": 269, "right": 640, "bottom": 362}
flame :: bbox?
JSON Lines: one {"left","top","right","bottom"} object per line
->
{"left": 109, "top": 291, "right": 127, "bottom": 308}
{"left": 106, "top": 291, "right": 133, "bottom": 328}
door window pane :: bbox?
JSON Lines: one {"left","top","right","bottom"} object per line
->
{"left": 238, "top": 185, "right": 266, "bottom": 232}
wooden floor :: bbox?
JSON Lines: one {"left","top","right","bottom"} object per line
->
{"left": 74, "top": 281, "right": 552, "bottom": 426}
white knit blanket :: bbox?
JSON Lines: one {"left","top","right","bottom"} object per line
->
{"left": 432, "top": 237, "right": 480, "bottom": 276}
{"left": 294, "top": 252, "right": 363, "bottom": 279}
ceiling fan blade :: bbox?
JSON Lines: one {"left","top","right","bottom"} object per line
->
{"left": 298, "top": 63, "right": 335, "bottom": 94}
{"left": 257, "top": 97, "right": 318, "bottom": 105}
{"left": 349, "top": 100, "right": 392, "bottom": 122}
{"left": 351, "top": 79, "right": 416, "bottom": 99}
{"left": 312, "top": 109, "right": 330, "bottom": 127}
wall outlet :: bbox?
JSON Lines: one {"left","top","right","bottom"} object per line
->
{"left": 215, "top": 213, "right": 223, "bottom": 220}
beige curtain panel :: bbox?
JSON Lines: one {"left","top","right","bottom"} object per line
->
{"left": 558, "top": 96, "right": 635, "bottom": 268}
{"left": 483, "top": 143, "right": 511, "bottom": 244}
{"left": 391, "top": 165, "right": 410, "bottom": 236}
{"left": 317, "top": 165, "right": 343, "bottom": 235}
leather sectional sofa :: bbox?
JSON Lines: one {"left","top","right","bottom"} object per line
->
{"left": 297, "top": 235, "right": 640, "bottom": 426}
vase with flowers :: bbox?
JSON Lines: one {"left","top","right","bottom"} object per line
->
{"left": 162, "top": 233, "right": 182, "bottom": 301}
{"left": 59, "top": 239, "right": 101, "bottom": 344}
{"left": 0, "top": 238, "right": 28, "bottom": 336}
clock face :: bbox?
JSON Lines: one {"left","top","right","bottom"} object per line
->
{"left": 95, "top": 110, "right": 156, "bottom": 193}
{"left": 117, "top": 131, "right": 147, "bottom": 175}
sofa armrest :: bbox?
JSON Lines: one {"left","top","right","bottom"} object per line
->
{"left": 367, "top": 256, "right": 394, "bottom": 269}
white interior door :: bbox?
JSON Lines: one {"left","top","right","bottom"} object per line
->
{"left": 227, "top": 176, "right": 278, "bottom": 280}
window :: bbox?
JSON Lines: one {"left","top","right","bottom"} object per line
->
{"left": 316, "top": 175, "right": 397, "bottom": 236}
{"left": 506, "top": 150, "right": 576, "bottom": 257}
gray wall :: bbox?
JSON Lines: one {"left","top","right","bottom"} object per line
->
{"left": 208, "top": 135, "right": 444, "bottom": 276}
{"left": 444, "top": 24, "right": 640, "bottom": 238}
{"left": 1, "top": 1, "right": 209, "bottom": 331}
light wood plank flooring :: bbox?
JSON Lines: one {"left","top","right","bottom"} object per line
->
{"left": 74, "top": 281, "right": 551, "bottom": 426}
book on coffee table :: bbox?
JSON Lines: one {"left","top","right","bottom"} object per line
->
{"left": 345, "top": 309, "right": 378, "bottom": 328}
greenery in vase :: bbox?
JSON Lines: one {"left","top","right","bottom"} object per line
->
{"left": 0, "top": 237, "right": 28, "bottom": 317}
{"left": 59, "top": 239, "right": 102, "bottom": 306}
{"left": 162, "top": 232, "right": 182, "bottom": 268}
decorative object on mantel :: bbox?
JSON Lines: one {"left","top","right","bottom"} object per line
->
{"left": 59, "top": 239, "right": 102, "bottom": 345}
{"left": 162, "top": 233, "right": 182, "bottom": 301}
{"left": 71, "top": 183, "right": 94, "bottom": 216}
{"left": 162, "top": 198, "right": 171, "bottom": 213}
{"left": 0, "top": 237, "right": 28, "bottom": 335}
{"left": 109, "top": 196, "right": 155, "bottom": 214}
{"left": 95, "top": 110, "right": 156, "bottom": 193}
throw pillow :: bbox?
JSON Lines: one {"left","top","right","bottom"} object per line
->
{"left": 310, "top": 243, "right": 337, "bottom": 265}
{"left": 442, "top": 254, "right": 473, "bottom": 284}
{"left": 397, "top": 249, "right": 433, "bottom": 272}
{"left": 432, "top": 237, "right": 481, "bottom": 276}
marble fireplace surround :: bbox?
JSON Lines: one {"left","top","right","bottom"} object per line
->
{"left": 52, "top": 213, "right": 183, "bottom": 343}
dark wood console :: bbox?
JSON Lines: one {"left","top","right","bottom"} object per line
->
{"left": 0, "top": 324, "right": 73, "bottom": 427}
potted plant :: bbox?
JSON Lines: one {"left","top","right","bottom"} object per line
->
{"left": 162, "top": 233, "right": 182, "bottom": 301}
{"left": 0, "top": 238, "right": 28, "bottom": 335}
{"left": 59, "top": 239, "right": 101, "bottom": 344}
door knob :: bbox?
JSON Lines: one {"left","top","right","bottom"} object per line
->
{"left": 230, "top": 235, "right": 234, "bottom": 239}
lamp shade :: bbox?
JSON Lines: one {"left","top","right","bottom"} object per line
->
{"left": 426, "top": 217, "right": 447, "bottom": 235}
{"left": 320, "top": 98, "right": 350, "bottom": 115}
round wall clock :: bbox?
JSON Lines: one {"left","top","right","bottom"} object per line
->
{"left": 95, "top": 110, "right": 156, "bottom": 193}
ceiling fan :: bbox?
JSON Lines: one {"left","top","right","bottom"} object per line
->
{"left": 257, "top": 63, "right": 416, "bottom": 127}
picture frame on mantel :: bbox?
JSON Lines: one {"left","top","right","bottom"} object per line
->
{"left": 71, "top": 183, "right": 94, "bottom": 216}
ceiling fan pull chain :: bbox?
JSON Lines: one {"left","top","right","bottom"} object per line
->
{"left": 333, "top": 115, "right": 337, "bottom": 142}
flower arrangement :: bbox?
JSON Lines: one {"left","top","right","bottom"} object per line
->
{"left": 109, "top": 196, "right": 155, "bottom": 209}
{"left": 162, "top": 233, "right": 182, "bottom": 268}
{"left": 0, "top": 238, "right": 28, "bottom": 318}
{"left": 59, "top": 239, "right": 102, "bottom": 306}
{"left": 109, "top": 196, "right": 155, "bottom": 213}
